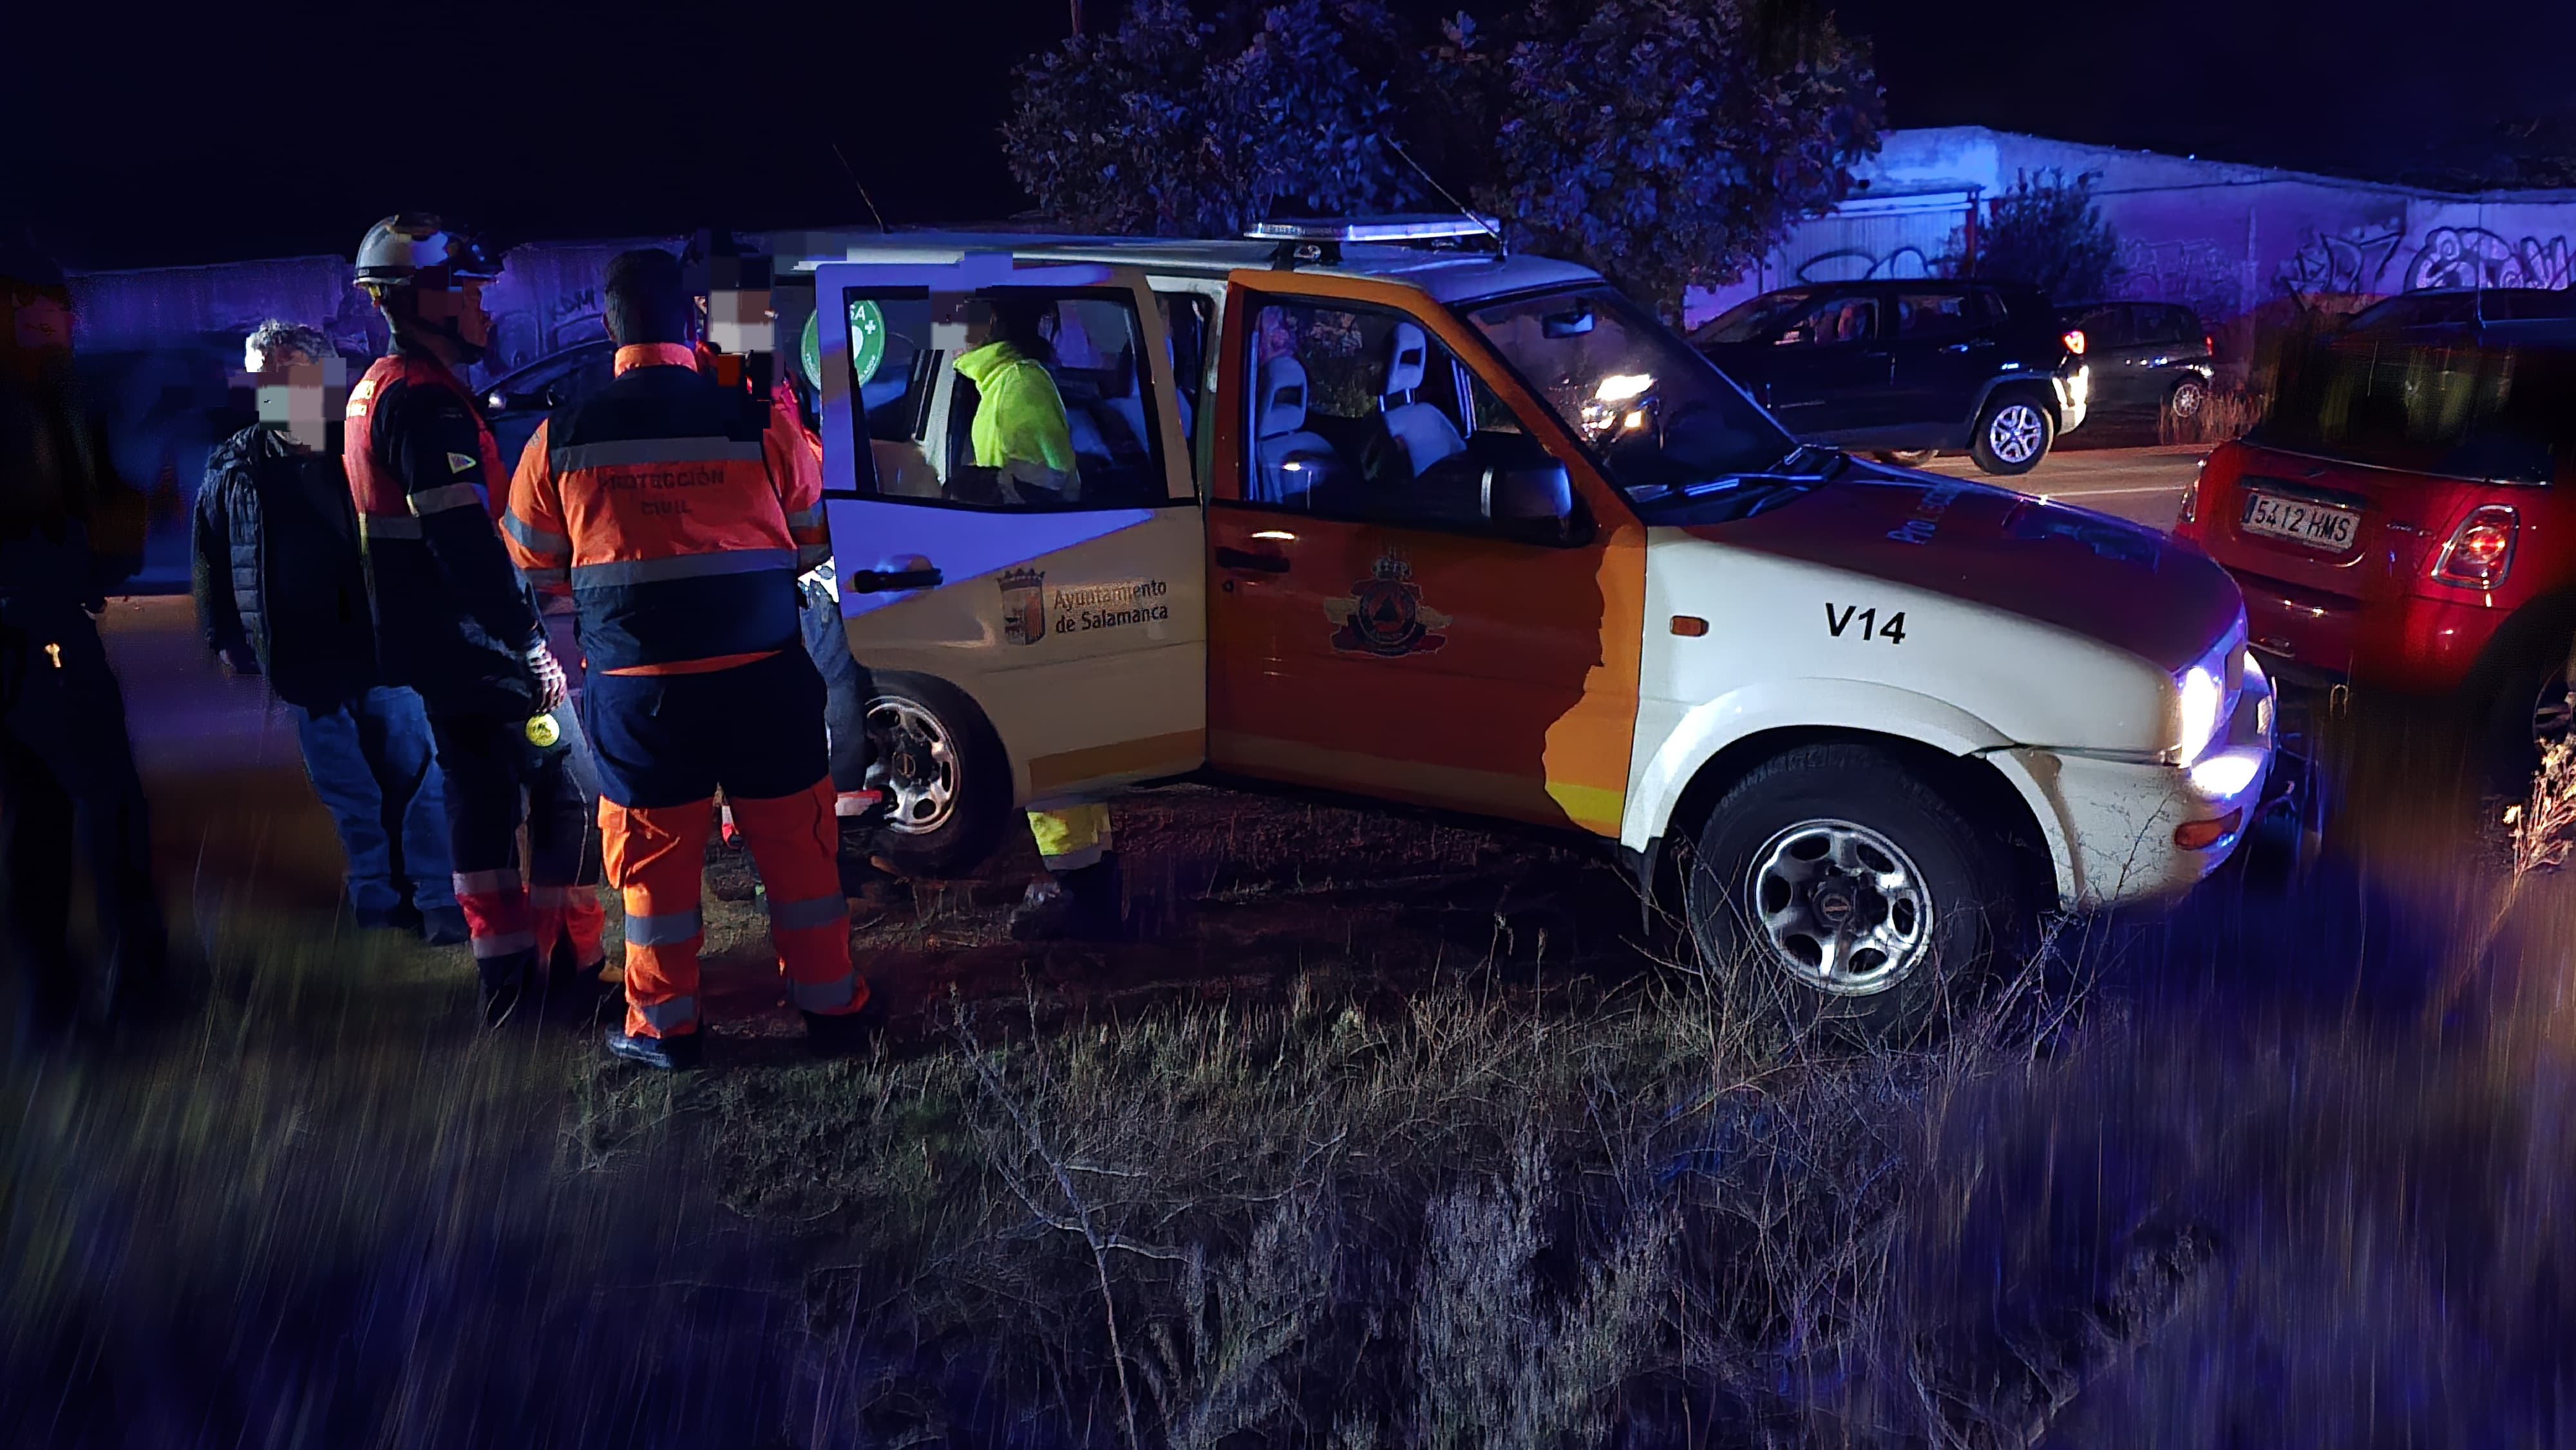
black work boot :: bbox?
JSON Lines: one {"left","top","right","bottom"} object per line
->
{"left": 1065, "top": 854, "right": 1125, "bottom": 939}
{"left": 477, "top": 950, "right": 539, "bottom": 1027}
{"left": 1007, "top": 876, "right": 1075, "bottom": 941}
{"left": 802, "top": 993, "right": 889, "bottom": 1057}
{"left": 1007, "top": 854, "right": 1126, "bottom": 941}
{"left": 604, "top": 1026, "right": 703, "bottom": 1071}
{"left": 541, "top": 939, "right": 620, "bottom": 1025}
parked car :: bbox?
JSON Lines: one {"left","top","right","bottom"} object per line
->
{"left": 480, "top": 338, "right": 616, "bottom": 468}
{"left": 2340, "top": 287, "right": 2576, "bottom": 343}
{"left": 2057, "top": 300, "right": 2215, "bottom": 426}
{"left": 774, "top": 221, "right": 2284, "bottom": 1031}
{"left": 1685, "top": 281, "right": 2089, "bottom": 476}
{"left": 2175, "top": 326, "right": 2576, "bottom": 779}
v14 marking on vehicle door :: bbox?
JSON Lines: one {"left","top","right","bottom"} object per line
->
{"left": 1203, "top": 270, "right": 1645, "bottom": 836}
{"left": 812, "top": 253, "right": 1207, "bottom": 807}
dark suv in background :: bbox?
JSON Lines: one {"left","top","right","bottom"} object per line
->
{"left": 2057, "top": 300, "right": 2215, "bottom": 427}
{"left": 1688, "top": 281, "right": 2088, "bottom": 475}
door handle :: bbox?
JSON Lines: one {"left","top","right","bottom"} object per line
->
{"left": 844, "top": 554, "right": 944, "bottom": 593}
{"left": 1213, "top": 546, "right": 1290, "bottom": 574}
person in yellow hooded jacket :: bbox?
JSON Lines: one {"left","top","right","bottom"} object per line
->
{"left": 955, "top": 299, "right": 1083, "bottom": 506}
{"left": 952, "top": 298, "right": 1118, "bottom": 939}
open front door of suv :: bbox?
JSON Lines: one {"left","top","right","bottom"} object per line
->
{"left": 811, "top": 251, "right": 1207, "bottom": 858}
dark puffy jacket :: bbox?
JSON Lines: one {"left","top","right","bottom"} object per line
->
{"left": 192, "top": 425, "right": 377, "bottom": 708}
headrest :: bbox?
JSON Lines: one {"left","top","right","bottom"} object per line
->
{"left": 1257, "top": 355, "right": 1309, "bottom": 438}
{"left": 1384, "top": 321, "right": 1429, "bottom": 397}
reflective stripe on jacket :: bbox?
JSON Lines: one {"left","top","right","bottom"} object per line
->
{"left": 343, "top": 349, "right": 543, "bottom": 710}
{"left": 505, "top": 343, "right": 827, "bottom": 676}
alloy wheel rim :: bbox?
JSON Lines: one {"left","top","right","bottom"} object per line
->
{"left": 1990, "top": 404, "right": 2044, "bottom": 464}
{"left": 2172, "top": 382, "right": 2207, "bottom": 417}
{"left": 1742, "top": 818, "right": 1935, "bottom": 996}
{"left": 866, "top": 696, "right": 959, "bottom": 835}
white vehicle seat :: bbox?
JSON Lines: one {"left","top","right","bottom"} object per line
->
{"left": 1374, "top": 322, "right": 1466, "bottom": 479}
{"left": 1104, "top": 343, "right": 1153, "bottom": 457}
{"left": 1255, "top": 356, "right": 1336, "bottom": 505}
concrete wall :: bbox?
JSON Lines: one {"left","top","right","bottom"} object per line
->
{"left": 64, "top": 238, "right": 679, "bottom": 588}
{"left": 1683, "top": 126, "right": 2576, "bottom": 345}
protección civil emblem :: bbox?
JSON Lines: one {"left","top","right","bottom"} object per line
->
{"left": 1325, "top": 552, "right": 1450, "bottom": 657}
{"left": 998, "top": 567, "right": 1048, "bottom": 646}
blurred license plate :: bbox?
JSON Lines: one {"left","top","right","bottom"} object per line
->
{"left": 2242, "top": 491, "right": 2358, "bottom": 551}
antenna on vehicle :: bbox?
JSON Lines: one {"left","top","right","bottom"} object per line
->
{"left": 831, "top": 141, "right": 893, "bottom": 234}
{"left": 1384, "top": 136, "right": 1506, "bottom": 259}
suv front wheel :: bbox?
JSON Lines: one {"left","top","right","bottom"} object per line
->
{"left": 1682, "top": 744, "right": 2024, "bottom": 1037}
{"left": 1969, "top": 393, "right": 2056, "bottom": 476}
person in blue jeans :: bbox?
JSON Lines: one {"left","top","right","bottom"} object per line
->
{"left": 193, "top": 321, "right": 466, "bottom": 942}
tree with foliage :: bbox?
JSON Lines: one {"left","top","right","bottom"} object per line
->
{"left": 1967, "top": 169, "right": 2125, "bottom": 303}
{"left": 1000, "top": 0, "right": 1882, "bottom": 319}
{"left": 1003, "top": 0, "right": 1416, "bottom": 237}
{"left": 1444, "top": 0, "right": 1882, "bottom": 320}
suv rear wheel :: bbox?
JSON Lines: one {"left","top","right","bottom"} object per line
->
{"left": 2164, "top": 377, "right": 2211, "bottom": 426}
{"left": 1681, "top": 744, "right": 2024, "bottom": 1037}
{"left": 1970, "top": 393, "right": 2055, "bottom": 475}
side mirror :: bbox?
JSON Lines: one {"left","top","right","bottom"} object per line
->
{"left": 1543, "top": 306, "right": 1596, "bottom": 339}
{"left": 1486, "top": 460, "right": 1574, "bottom": 527}
{"left": 1480, "top": 431, "right": 1577, "bottom": 540}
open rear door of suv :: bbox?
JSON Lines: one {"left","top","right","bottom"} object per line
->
{"left": 810, "top": 250, "right": 1207, "bottom": 851}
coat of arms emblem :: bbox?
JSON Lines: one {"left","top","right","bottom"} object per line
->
{"left": 1324, "top": 552, "right": 1450, "bottom": 657}
{"left": 999, "top": 567, "right": 1047, "bottom": 646}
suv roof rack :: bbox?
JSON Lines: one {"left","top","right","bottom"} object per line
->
{"left": 1249, "top": 214, "right": 1504, "bottom": 268}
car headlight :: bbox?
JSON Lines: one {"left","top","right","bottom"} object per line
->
{"left": 2177, "top": 664, "right": 2222, "bottom": 763}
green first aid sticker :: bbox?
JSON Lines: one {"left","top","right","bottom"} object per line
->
{"left": 844, "top": 299, "right": 887, "bottom": 390}
{"left": 800, "top": 310, "right": 822, "bottom": 390}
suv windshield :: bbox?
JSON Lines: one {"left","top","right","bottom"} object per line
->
{"left": 2249, "top": 337, "right": 2576, "bottom": 480}
{"left": 1464, "top": 286, "right": 1797, "bottom": 505}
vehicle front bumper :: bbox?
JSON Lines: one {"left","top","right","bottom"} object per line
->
{"left": 1995, "top": 653, "right": 2277, "bottom": 907}
{"left": 2054, "top": 366, "right": 2091, "bottom": 437}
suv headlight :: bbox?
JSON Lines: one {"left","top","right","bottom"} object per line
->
{"left": 2177, "top": 665, "right": 2222, "bottom": 763}
{"left": 2173, "top": 625, "right": 2246, "bottom": 764}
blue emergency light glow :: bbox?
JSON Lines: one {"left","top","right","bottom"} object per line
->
{"left": 1245, "top": 215, "right": 1504, "bottom": 245}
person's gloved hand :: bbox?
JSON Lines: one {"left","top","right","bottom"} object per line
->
{"left": 524, "top": 641, "right": 569, "bottom": 712}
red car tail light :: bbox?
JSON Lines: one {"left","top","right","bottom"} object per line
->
{"left": 2062, "top": 328, "right": 2087, "bottom": 356}
{"left": 2433, "top": 505, "right": 2519, "bottom": 588}
{"left": 2204, "top": 333, "right": 2215, "bottom": 355}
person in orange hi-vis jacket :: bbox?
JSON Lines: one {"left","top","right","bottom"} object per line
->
{"left": 504, "top": 247, "right": 876, "bottom": 1071}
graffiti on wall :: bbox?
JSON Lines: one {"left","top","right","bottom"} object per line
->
{"left": 2115, "top": 237, "right": 2239, "bottom": 319}
{"left": 2280, "top": 224, "right": 2408, "bottom": 300}
{"left": 2282, "top": 222, "right": 2576, "bottom": 301}
{"left": 2405, "top": 226, "right": 2573, "bottom": 291}
{"left": 1792, "top": 246, "right": 1939, "bottom": 283}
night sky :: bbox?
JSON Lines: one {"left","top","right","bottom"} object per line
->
{"left": 5, "top": 0, "right": 2568, "bottom": 272}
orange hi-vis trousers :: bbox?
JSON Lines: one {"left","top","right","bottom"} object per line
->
{"left": 603, "top": 780, "right": 860, "bottom": 1039}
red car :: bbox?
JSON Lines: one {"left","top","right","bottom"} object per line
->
{"left": 2175, "top": 328, "right": 2576, "bottom": 777}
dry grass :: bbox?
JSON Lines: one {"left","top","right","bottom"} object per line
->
{"left": 2157, "top": 386, "right": 2267, "bottom": 447}
{"left": 12, "top": 780, "right": 2576, "bottom": 1445}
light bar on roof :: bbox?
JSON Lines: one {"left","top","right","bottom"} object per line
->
{"left": 1247, "top": 216, "right": 1502, "bottom": 245}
